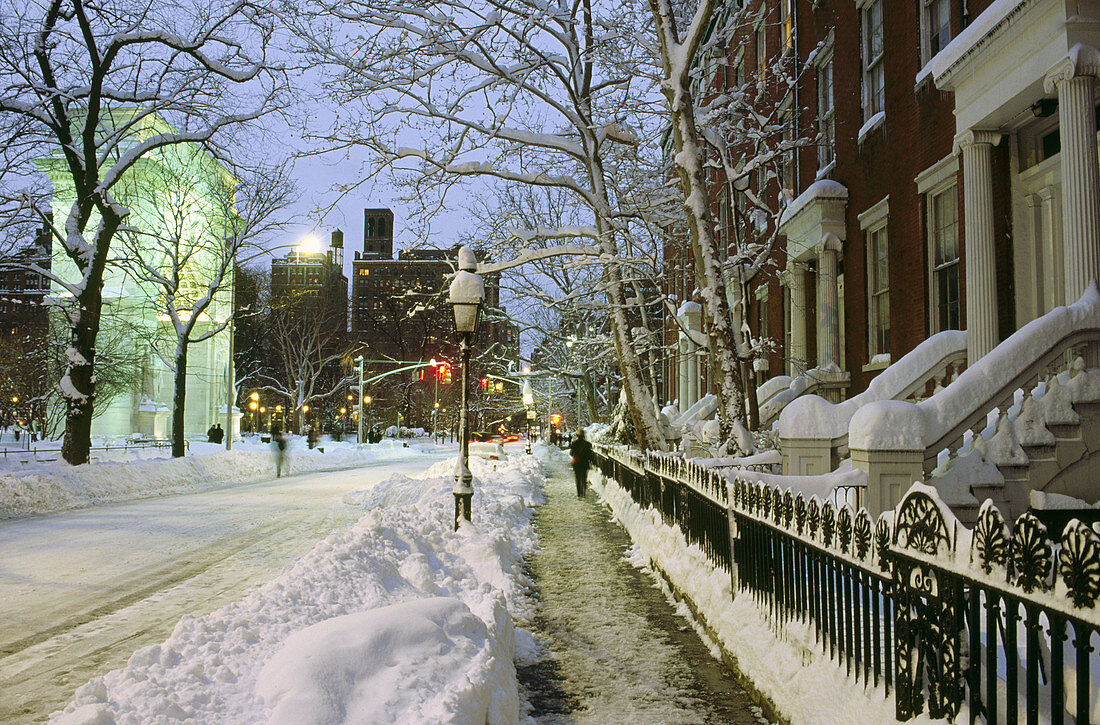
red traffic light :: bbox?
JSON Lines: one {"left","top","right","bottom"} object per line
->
{"left": 479, "top": 377, "right": 489, "bottom": 389}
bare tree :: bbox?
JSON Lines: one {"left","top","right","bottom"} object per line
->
{"left": 0, "top": 0, "right": 287, "bottom": 463}
{"left": 285, "top": 0, "right": 670, "bottom": 450}
{"left": 118, "top": 155, "right": 296, "bottom": 456}
{"left": 253, "top": 294, "right": 355, "bottom": 432}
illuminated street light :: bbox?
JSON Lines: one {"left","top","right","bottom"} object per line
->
{"left": 448, "top": 245, "right": 484, "bottom": 530}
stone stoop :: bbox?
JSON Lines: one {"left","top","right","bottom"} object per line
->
{"left": 988, "top": 399, "right": 1100, "bottom": 517}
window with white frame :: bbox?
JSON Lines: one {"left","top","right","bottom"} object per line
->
{"left": 756, "top": 24, "right": 766, "bottom": 79}
{"left": 921, "top": 0, "right": 951, "bottom": 65}
{"left": 817, "top": 53, "right": 834, "bottom": 170}
{"left": 718, "top": 186, "right": 730, "bottom": 260}
{"left": 867, "top": 221, "right": 890, "bottom": 357}
{"left": 779, "top": 0, "right": 793, "bottom": 52}
{"left": 861, "top": 0, "right": 885, "bottom": 120}
{"left": 928, "top": 184, "right": 960, "bottom": 332}
{"left": 780, "top": 101, "right": 795, "bottom": 192}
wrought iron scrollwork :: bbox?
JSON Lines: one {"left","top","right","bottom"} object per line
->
{"left": 794, "top": 494, "right": 806, "bottom": 535}
{"left": 760, "top": 484, "right": 772, "bottom": 520}
{"left": 971, "top": 502, "right": 1007, "bottom": 575}
{"left": 1012, "top": 513, "right": 1053, "bottom": 594}
{"left": 771, "top": 486, "right": 783, "bottom": 524}
{"left": 807, "top": 497, "right": 821, "bottom": 540}
{"left": 893, "top": 490, "right": 952, "bottom": 558}
{"left": 782, "top": 490, "right": 794, "bottom": 529}
{"left": 854, "top": 510, "right": 872, "bottom": 561}
{"left": 837, "top": 506, "right": 853, "bottom": 555}
{"left": 1060, "top": 519, "right": 1100, "bottom": 608}
{"left": 875, "top": 517, "right": 891, "bottom": 572}
{"left": 821, "top": 504, "right": 836, "bottom": 549}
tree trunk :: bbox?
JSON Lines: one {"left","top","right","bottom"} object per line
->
{"left": 61, "top": 285, "right": 105, "bottom": 465}
{"left": 172, "top": 343, "right": 189, "bottom": 458}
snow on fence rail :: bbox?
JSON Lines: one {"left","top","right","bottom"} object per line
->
{"left": 594, "top": 444, "right": 1100, "bottom": 722}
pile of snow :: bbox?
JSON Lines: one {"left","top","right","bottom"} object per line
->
{"left": 51, "top": 452, "right": 545, "bottom": 724}
{"left": 0, "top": 437, "right": 434, "bottom": 519}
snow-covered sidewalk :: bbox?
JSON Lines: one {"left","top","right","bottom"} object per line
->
{"left": 592, "top": 470, "right": 939, "bottom": 725}
{"left": 48, "top": 448, "right": 547, "bottom": 724}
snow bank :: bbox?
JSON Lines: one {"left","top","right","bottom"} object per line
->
{"left": 780, "top": 329, "right": 966, "bottom": 440}
{"left": 592, "top": 472, "right": 937, "bottom": 725}
{"left": 0, "top": 438, "right": 427, "bottom": 520}
{"left": 850, "top": 285, "right": 1100, "bottom": 451}
{"left": 50, "top": 453, "right": 544, "bottom": 724}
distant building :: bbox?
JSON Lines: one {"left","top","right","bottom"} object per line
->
{"left": 270, "top": 229, "right": 348, "bottom": 332}
{"left": 349, "top": 209, "right": 517, "bottom": 426}
{"left": 0, "top": 222, "right": 51, "bottom": 337}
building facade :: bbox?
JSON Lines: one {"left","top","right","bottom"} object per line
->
{"left": 666, "top": 0, "right": 1100, "bottom": 417}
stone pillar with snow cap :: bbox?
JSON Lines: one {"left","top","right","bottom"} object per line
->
{"left": 849, "top": 400, "right": 926, "bottom": 516}
{"left": 954, "top": 129, "right": 1002, "bottom": 363}
{"left": 1045, "top": 45, "right": 1100, "bottom": 307}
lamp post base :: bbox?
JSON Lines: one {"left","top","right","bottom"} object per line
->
{"left": 454, "top": 491, "right": 472, "bottom": 530}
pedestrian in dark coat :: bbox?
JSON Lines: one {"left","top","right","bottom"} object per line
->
{"left": 207, "top": 424, "right": 217, "bottom": 443}
{"left": 568, "top": 429, "right": 593, "bottom": 497}
{"left": 213, "top": 424, "right": 224, "bottom": 444}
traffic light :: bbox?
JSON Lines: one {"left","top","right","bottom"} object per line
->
{"left": 438, "top": 362, "right": 452, "bottom": 384}
{"left": 550, "top": 413, "right": 561, "bottom": 426}
{"left": 480, "top": 377, "right": 489, "bottom": 389}
{"left": 417, "top": 369, "right": 426, "bottom": 382}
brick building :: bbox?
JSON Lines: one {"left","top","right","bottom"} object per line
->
{"left": 0, "top": 223, "right": 51, "bottom": 338}
{"left": 350, "top": 209, "right": 518, "bottom": 426}
{"left": 666, "top": 0, "right": 1100, "bottom": 414}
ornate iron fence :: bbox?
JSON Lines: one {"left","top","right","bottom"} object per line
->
{"left": 593, "top": 444, "right": 1100, "bottom": 723}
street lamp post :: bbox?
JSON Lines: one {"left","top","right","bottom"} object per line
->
{"left": 522, "top": 378, "right": 534, "bottom": 455}
{"left": 448, "top": 245, "right": 485, "bottom": 530}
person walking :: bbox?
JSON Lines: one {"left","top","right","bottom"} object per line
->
{"left": 207, "top": 424, "right": 217, "bottom": 443}
{"left": 272, "top": 431, "right": 288, "bottom": 477}
{"left": 568, "top": 429, "right": 593, "bottom": 497}
{"left": 213, "top": 424, "right": 224, "bottom": 444}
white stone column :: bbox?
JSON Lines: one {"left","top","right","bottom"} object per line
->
{"left": 789, "top": 263, "right": 808, "bottom": 374}
{"left": 954, "top": 129, "right": 1002, "bottom": 363}
{"left": 680, "top": 303, "right": 703, "bottom": 409}
{"left": 817, "top": 234, "right": 841, "bottom": 368}
{"left": 677, "top": 332, "right": 689, "bottom": 414}
{"left": 1045, "top": 45, "right": 1100, "bottom": 303}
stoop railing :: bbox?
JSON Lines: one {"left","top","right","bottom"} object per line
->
{"left": 593, "top": 444, "right": 1100, "bottom": 723}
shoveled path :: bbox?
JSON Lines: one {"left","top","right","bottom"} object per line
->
{"left": 517, "top": 458, "right": 770, "bottom": 724}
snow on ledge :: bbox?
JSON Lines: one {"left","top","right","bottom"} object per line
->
{"left": 850, "top": 284, "right": 1100, "bottom": 451}
{"left": 857, "top": 112, "right": 886, "bottom": 144}
{"left": 778, "top": 179, "right": 848, "bottom": 227}
{"left": 779, "top": 329, "right": 966, "bottom": 440}
{"left": 928, "top": 0, "right": 1029, "bottom": 84}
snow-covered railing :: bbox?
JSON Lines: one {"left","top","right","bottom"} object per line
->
{"left": 731, "top": 476, "right": 1100, "bottom": 721}
{"left": 850, "top": 286, "right": 1100, "bottom": 514}
{"left": 778, "top": 330, "right": 966, "bottom": 475}
{"left": 756, "top": 364, "right": 852, "bottom": 430}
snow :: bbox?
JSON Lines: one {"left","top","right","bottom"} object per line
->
{"left": 48, "top": 448, "right": 547, "bottom": 724}
{"left": 927, "top": 0, "right": 1027, "bottom": 82}
{"left": 780, "top": 329, "right": 966, "bottom": 440}
{"left": 857, "top": 111, "right": 886, "bottom": 142}
{"left": 449, "top": 269, "right": 485, "bottom": 303}
{"left": 777, "top": 179, "right": 848, "bottom": 226}
{"left": 591, "top": 471, "right": 938, "bottom": 725}
{"left": 0, "top": 437, "right": 432, "bottom": 519}
{"left": 850, "top": 285, "right": 1100, "bottom": 451}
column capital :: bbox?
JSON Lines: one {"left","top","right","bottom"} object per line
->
{"left": 953, "top": 129, "right": 1002, "bottom": 155}
{"left": 820, "top": 231, "right": 843, "bottom": 253}
{"left": 1044, "top": 43, "right": 1100, "bottom": 93}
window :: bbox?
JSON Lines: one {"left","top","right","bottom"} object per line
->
{"left": 757, "top": 289, "right": 770, "bottom": 340}
{"left": 867, "top": 223, "right": 890, "bottom": 356}
{"left": 756, "top": 25, "right": 766, "bottom": 79}
{"left": 861, "top": 0, "right": 885, "bottom": 120}
{"left": 928, "top": 185, "right": 960, "bottom": 331}
{"left": 780, "top": 102, "right": 795, "bottom": 191}
{"left": 921, "top": 0, "right": 951, "bottom": 64}
{"left": 817, "top": 54, "right": 835, "bottom": 170}
{"left": 779, "top": 0, "right": 793, "bottom": 51}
